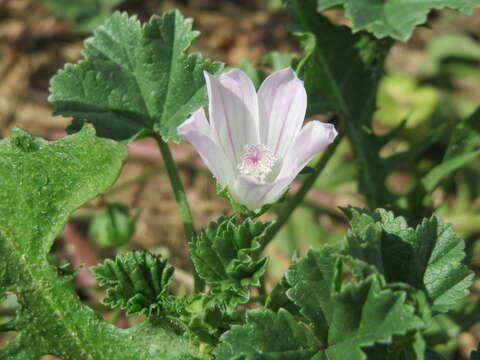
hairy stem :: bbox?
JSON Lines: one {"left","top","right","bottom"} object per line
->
{"left": 153, "top": 134, "right": 204, "bottom": 292}
{"left": 260, "top": 131, "right": 344, "bottom": 249}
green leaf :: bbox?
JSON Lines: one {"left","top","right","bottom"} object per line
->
{"left": 217, "top": 247, "right": 422, "bottom": 360}
{"left": 214, "top": 309, "right": 319, "bottom": 360}
{"left": 317, "top": 0, "right": 480, "bottom": 41}
{"left": 0, "top": 125, "right": 199, "bottom": 359}
{"left": 288, "top": 0, "right": 391, "bottom": 117}
{"left": 404, "top": 150, "right": 480, "bottom": 217}
{"left": 444, "top": 107, "right": 480, "bottom": 162}
{"left": 265, "top": 265, "right": 300, "bottom": 315}
{"left": 92, "top": 251, "right": 174, "bottom": 316}
{"left": 287, "top": 249, "right": 423, "bottom": 360}
{"left": 178, "top": 294, "right": 232, "bottom": 345}
{"left": 285, "top": 246, "right": 340, "bottom": 342}
{"left": 286, "top": 0, "right": 394, "bottom": 209}
{"left": 44, "top": 0, "right": 123, "bottom": 33}
{"left": 383, "top": 123, "right": 447, "bottom": 173}
{"left": 420, "top": 151, "right": 480, "bottom": 194}
{"left": 89, "top": 202, "right": 136, "bottom": 247}
{"left": 189, "top": 217, "right": 272, "bottom": 305}
{"left": 49, "top": 10, "right": 224, "bottom": 142}
{"left": 421, "top": 33, "right": 480, "bottom": 77}
{"left": 342, "top": 207, "right": 474, "bottom": 312}
{"left": 364, "top": 332, "right": 426, "bottom": 360}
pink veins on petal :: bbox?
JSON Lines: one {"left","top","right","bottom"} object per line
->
{"left": 238, "top": 144, "right": 277, "bottom": 182}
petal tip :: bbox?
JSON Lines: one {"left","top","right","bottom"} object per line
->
{"left": 323, "top": 123, "right": 338, "bottom": 143}
{"left": 177, "top": 108, "right": 206, "bottom": 138}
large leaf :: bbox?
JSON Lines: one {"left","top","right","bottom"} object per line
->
{"left": 342, "top": 207, "right": 474, "bottom": 312}
{"left": 44, "top": 0, "right": 123, "bottom": 33}
{"left": 0, "top": 126, "right": 199, "bottom": 359}
{"left": 317, "top": 0, "right": 480, "bottom": 41}
{"left": 216, "top": 248, "right": 423, "bottom": 360}
{"left": 189, "top": 217, "right": 272, "bottom": 305}
{"left": 49, "top": 10, "right": 223, "bottom": 142}
{"left": 287, "top": 249, "right": 423, "bottom": 360}
{"left": 286, "top": 0, "right": 394, "bottom": 209}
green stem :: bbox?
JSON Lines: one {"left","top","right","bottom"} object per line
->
{"left": 153, "top": 134, "right": 204, "bottom": 292}
{"left": 260, "top": 131, "right": 344, "bottom": 249}
{"left": 0, "top": 307, "right": 16, "bottom": 317}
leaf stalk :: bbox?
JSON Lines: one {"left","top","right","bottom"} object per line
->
{"left": 153, "top": 134, "right": 204, "bottom": 292}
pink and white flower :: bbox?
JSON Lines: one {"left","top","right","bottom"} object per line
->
{"left": 178, "top": 68, "right": 337, "bottom": 211}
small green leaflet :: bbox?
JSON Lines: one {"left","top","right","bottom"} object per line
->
{"left": 43, "top": 0, "right": 123, "bottom": 33}
{"left": 92, "top": 251, "right": 230, "bottom": 345}
{"left": 189, "top": 216, "right": 272, "bottom": 305}
{"left": 92, "top": 251, "right": 174, "bottom": 316}
{"left": 342, "top": 207, "right": 474, "bottom": 312}
{"left": 0, "top": 125, "right": 199, "bottom": 359}
{"left": 49, "top": 10, "right": 224, "bottom": 142}
{"left": 317, "top": 0, "right": 480, "bottom": 41}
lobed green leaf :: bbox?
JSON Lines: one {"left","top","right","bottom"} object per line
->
{"left": 189, "top": 217, "right": 272, "bottom": 305}
{"left": 342, "top": 207, "right": 474, "bottom": 312}
{"left": 214, "top": 309, "right": 318, "bottom": 360}
{"left": 317, "top": 0, "right": 480, "bottom": 41}
{"left": 217, "top": 246, "right": 423, "bottom": 360}
{"left": 286, "top": 0, "right": 394, "bottom": 209}
{"left": 0, "top": 126, "right": 199, "bottom": 359}
{"left": 92, "top": 251, "right": 174, "bottom": 316}
{"left": 49, "top": 10, "right": 224, "bottom": 143}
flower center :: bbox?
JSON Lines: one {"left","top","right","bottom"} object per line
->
{"left": 238, "top": 144, "right": 277, "bottom": 182}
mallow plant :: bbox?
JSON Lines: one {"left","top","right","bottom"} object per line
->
{"left": 1, "top": 0, "right": 480, "bottom": 359}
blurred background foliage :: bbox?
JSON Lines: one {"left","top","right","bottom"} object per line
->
{"left": 0, "top": 0, "right": 479, "bottom": 359}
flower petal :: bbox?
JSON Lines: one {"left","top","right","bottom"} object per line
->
{"left": 228, "top": 121, "right": 337, "bottom": 211}
{"left": 230, "top": 175, "right": 292, "bottom": 211}
{"left": 178, "top": 108, "right": 234, "bottom": 186}
{"left": 258, "top": 68, "right": 307, "bottom": 160}
{"left": 204, "top": 69, "right": 260, "bottom": 165}
{"left": 279, "top": 121, "right": 338, "bottom": 179}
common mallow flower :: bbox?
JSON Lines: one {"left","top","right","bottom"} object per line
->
{"left": 178, "top": 68, "right": 337, "bottom": 211}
